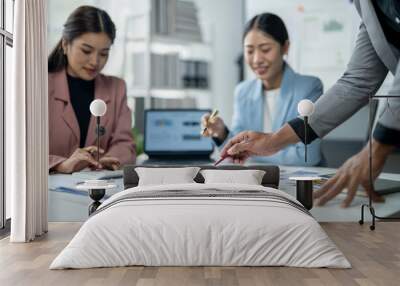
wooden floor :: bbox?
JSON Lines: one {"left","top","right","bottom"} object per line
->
{"left": 0, "top": 222, "right": 399, "bottom": 286}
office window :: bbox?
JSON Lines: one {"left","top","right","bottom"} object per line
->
{"left": 1, "top": 0, "right": 14, "bottom": 230}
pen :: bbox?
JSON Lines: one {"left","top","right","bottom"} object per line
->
{"left": 201, "top": 109, "right": 219, "bottom": 135}
{"left": 214, "top": 156, "right": 228, "bottom": 166}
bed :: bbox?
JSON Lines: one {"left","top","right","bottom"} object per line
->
{"left": 50, "top": 165, "right": 350, "bottom": 269}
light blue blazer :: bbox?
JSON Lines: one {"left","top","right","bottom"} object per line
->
{"left": 222, "top": 63, "right": 323, "bottom": 166}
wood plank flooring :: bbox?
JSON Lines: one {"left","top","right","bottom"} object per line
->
{"left": 0, "top": 222, "right": 399, "bottom": 286}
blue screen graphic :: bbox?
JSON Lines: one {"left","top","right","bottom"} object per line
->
{"left": 145, "top": 110, "right": 213, "bottom": 152}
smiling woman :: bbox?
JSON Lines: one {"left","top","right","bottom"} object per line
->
{"left": 201, "top": 13, "right": 324, "bottom": 166}
{"left": 48, "top": 6, "right": 136, "bottom": 174}
{"left": 62, "top": 33, "right": 111, "bottom": 80}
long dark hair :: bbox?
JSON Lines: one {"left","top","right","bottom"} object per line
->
{"left": 243, "top": 13, "right": 289, "bottom": 46}
{"left": 48, "top": 6, "right": 116, "bottom": 73}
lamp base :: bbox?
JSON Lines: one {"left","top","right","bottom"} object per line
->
{"left": 289, "top": 176, "right": 320, "bottom": 210}
{"left": 88, "top": 188, "right": 106, "bottom": 215}
{"left": 359, "top": 203, "right": 400, "bottom": 231}
{"left": 296, "top": 180, "right": 313, "bottom": 210}
{"left": 359, "top": 204, "right": 376, "bottom": 231}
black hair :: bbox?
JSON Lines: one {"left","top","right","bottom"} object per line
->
{"left": 48, "top": 5, "right": 116, "bottom": 73}
{"left": 243, "top": 13, "right": 289, "bottom": 46}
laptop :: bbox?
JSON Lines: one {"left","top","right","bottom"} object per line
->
{"left": 143, "top": 109, "right": 214, "bottom": 165}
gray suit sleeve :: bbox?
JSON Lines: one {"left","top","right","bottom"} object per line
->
{"left": 372, "top": 61, "right": 400, "bottom": 146}
{"left": 377, "top": 61, "right": 400, "bottom": 130}
{"left": 308, "top": 23, "right": 389, "bottom": 138}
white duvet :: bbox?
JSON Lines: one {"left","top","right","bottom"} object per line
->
{"left": 50, "top": 183, "right": 351, "bottom": 269}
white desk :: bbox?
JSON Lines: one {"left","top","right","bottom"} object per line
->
{"left": 48, "top": 166, "right": 400, "bottom": 222}
{"left": 48, "top": 173, "right": 124, "bottom": 221}
{"left": 279, "top": 166, "right": 400, "bottom": 222}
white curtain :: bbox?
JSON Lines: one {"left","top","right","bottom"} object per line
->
{"left": 7, "top": 0, "right": 48, "bottom": 242}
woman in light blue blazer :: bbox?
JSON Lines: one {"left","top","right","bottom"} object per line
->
{"left": 202, "top": 13, "right": 323, "bottom": 166}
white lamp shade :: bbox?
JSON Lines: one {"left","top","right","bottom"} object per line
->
{"left": 297, "top": 99, "right": 315, "bottom": 117}
{"left": 90, "top": 99, "right": 107, "bottom": 117}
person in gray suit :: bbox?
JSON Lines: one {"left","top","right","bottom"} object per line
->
{"left": 221, "top": 0, "right": 400, "bottom": 207}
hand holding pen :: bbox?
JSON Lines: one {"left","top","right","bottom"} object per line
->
{"left": 201, "top": 110, "right": 227, "bottom": 141}
{"left": 201, "top": 109, "right": 219, "bottom": 135}
{"left": 219, "top": 131, "right": 279, "bottom": 165}
{"left": 214, "top": 155, "right": 231, "bottom": 166}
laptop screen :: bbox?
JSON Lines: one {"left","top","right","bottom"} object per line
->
{"left": 144, "top": 109, "right": 214, "bottom": 155}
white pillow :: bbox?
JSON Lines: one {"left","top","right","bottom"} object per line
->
{"left": 200, "top": 169, "right": 266, "bottom": 185}
{"left": 135, "top": 167, "right": 200, "bottom": 186}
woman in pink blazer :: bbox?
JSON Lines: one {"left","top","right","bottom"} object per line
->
{"left": 48, "top": 6, "right": 136, "bottom": 173}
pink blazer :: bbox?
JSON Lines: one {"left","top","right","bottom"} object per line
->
{"left": 48, "top": 70, "right": 136, "bottom": 170}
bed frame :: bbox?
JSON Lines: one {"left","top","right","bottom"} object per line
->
{"left": 123, "top": 164, "right": 280, "bottom": 189}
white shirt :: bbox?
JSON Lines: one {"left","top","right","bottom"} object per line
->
{"left": 263, "top": 88, "right": 280, "bottom": 133}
